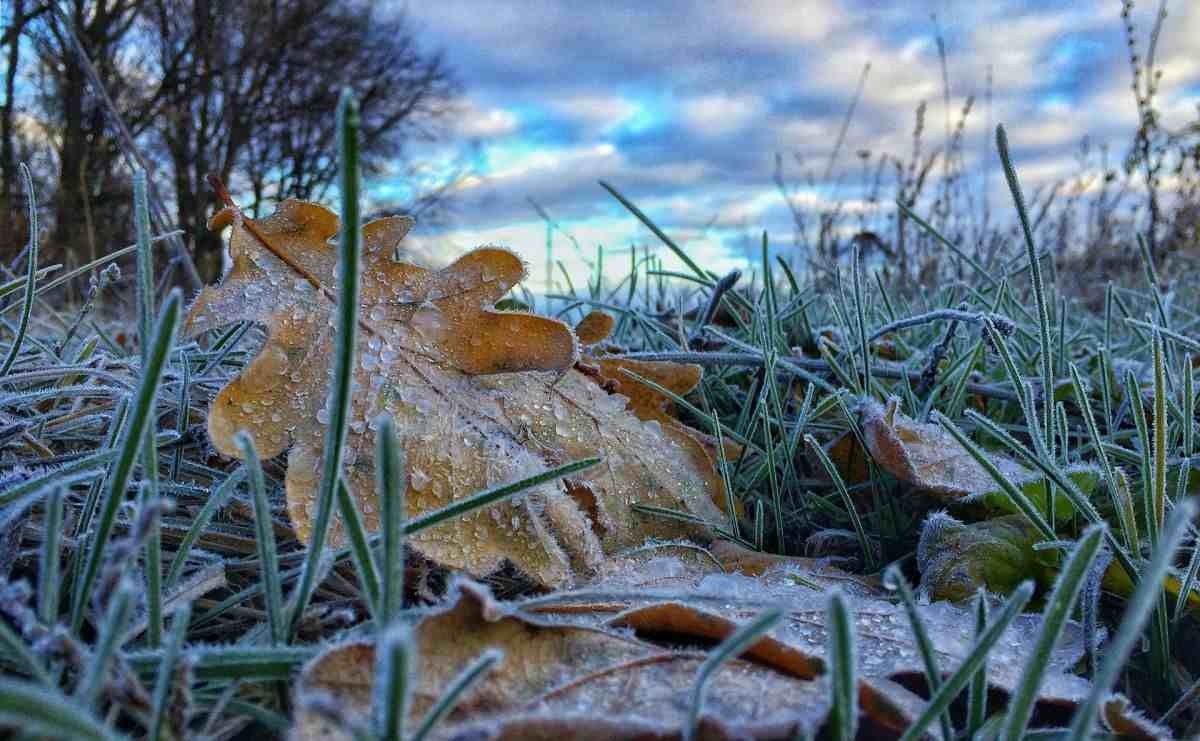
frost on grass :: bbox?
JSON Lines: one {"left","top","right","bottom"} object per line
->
{"left": 186, "top": 201, "right": 725, "bottom": 587}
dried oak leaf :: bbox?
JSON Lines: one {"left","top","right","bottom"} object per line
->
{"left": 580, "top": 550, "right": 1162, "bottom": 739}
{"left": 295, "top": 554, "right": 1160, "bottom": 740}
{"left": 292, "top": 578, "right": 830, "bottom": 741}
{"left": 573, "top": 310, "right": 740, "bottom": 513}
{"left": 861, "top": 398, "right": 1038, "bottom": 499}
{"left": 186, "top": 201, "right": 724, "bottom": 588}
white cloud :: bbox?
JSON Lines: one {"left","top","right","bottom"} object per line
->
{"left": 449, "top": 98, "right": 520, "bottom": 138}
{"left": 680, "top": 94, "right": 765, "bottom": 137}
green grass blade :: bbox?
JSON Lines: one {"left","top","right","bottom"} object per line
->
{"left": 289, "top": 89, "right": 363, "bottom": 635}
{"left": 140, "top": 483, "right": 164, "bottom": 649}
{"left": 238, "top": 432, "right": 285, "bottom": 645}
{"left": 403, "top": 457, "right": 602, "bottom": 536}
{"left": 127, "top": 646, "right": 314, "bottom": 681}
{"left": 599, "top": 180, "right": 711, "bottom": 284}
{"left": 1069, "top": 363, "right": 1134, "bottom": 550}
{"left": 165, "top": 468, "right": 245, "bottom": 587}
{"left": 852, "top": 244, "right": 873, "bottom": 399}
{"left": 2, "top": 455, "right": 119, "bottom": 510}
{"left": 0, "top": 164, "right": 39, "bottom": 376}
{"left": 37, "top": 486, "right": 64, "bottom": 625}
{"left": 76, "top": 579, "right": 136, "bottom": 707}
{"left": 806, "top": 435, "right": 876, "bottom": 569}
{"left": 0, "top": 679, "right": 118, "bottom": 741}
{"left": 884, "top": 567, "right": 954, "bottom": 740}
{"left": 685, "top": 607, "right": 784, "bottom": 741}
{"left": 1068, "top": 500, "right": 1196, "bottom": 739}
{"left": 374, "top": 623, "right": 414, "bottom": 741}
{"left": 377, "top": 415, "right": 407, "bottom": 623}
{"left": 899, "top": 581, "right": 1035, "bottom": 741}
{"left": 826, "top": 593, "right": 858, "bottom": 741}
{"left": 134, "top": 170, "right": 155, "bottom": 360}
{"left": 1003, "top": 524, "right": 1106, "bottom": 739}
{"left": 336, "top": 475, "right": 382, "bottom": 619}
{"left": 71, "top": 289, "right": 181, "bottom": 632}
{"left": 967, "top": 590, "right": 989, "bottom": 737}
{"left": 148, "top": 603, "right": 191, "bottom": 741}
{"left": 997, "top": 124, "right": 1055, "bottom": 458}
{"left": 411, "top": 649, "right": 501, "bottom": 741}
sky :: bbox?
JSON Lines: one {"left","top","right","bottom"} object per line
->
{"left": 390, "top": 1, "right": 1200, "bottom": 292}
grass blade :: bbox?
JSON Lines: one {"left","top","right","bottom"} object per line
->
{"left": 289, "top": 89, "right": 363, "bottom": 635}
{"left": 403, "top": 457, "right": 601, "bottom": 536}
{"left": 997, "top": 124, "right": 1055, "bottom": 459}
{"left": 967, "top": 589, "right": 989, "bottom": 737}
{"left": 1003, "top": 524, "right": 1106, "bottom": 739}
{"left": 0, "top": 679, "right": 118, "bottom": 740}
{"left": 165, "top": 468, "right": 246, "bottom": 587}
{"left": 374, "top": 623, "right": 414, "bottom": 741}
{"left": 238, "top": 431, "right": 285, "bottom": 645}
{"left": 37, "top": 486, "right": 64, "bottom": 625}
{"left": 412, "top": 649, "right": 501, "bottom": 741}
{"left": 71, "top": 289, "right": 181, "bottom": 632}
{"left": 1068, "top": 500, "right": 1196, "bottom": 739}
{"left": 884, "top": 567, "right": 954, "bottom": 740}
{"left": 685, "top": 607, "right": 784, "bottom": 741}
{"left": 806, "top": 434, "right": 876, "bottom": 570}
{"left": 599, "top": 180, "right": 711, "bottom": 284}
{"left": 0, "top": 164, "right": 39, "bottom": 377}
{"left": 899, "top": 581, "right": 1035, "bottom": 741}
{"left": 377, "top": 415, "right": 407, "bottom": 623}
{"left": 148, "top": 603, "right": 191, "bottom": 741}
{"left": 75, "top": 579, "right": 136, "bottom": 707}
{"left": 826, "top": 592, "right": 857, "bottom": 741}
{"left": 336, "top": 475, "right": 382, "bottom": 619}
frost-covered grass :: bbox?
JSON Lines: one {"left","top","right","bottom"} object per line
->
{"left": 2, "top": 93, "right": 1200, "bottom": 738}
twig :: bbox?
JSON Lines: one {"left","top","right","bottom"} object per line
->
{"left": 616, "top": 350, "right": 1024, "bottom": 403}
{"left": 868, "top": 308, "right": 1013, "bottom": 342}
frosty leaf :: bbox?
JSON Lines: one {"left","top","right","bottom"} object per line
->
{"left": 861, "top": 398, "right": 1038, "bottom": 498}
{"left": 292, "top": 578, "right": 830, "bottom": 741}
{"left": 573, "top": 309, "right": 615, "bottom": 346}
{"left": 922, "top": 512, "right": 1200, "bottom": 615}
{"left": 186, "top": 201, "right": 725, "bottom": 587}
{"left": 916, "top": 512, "right": 1055, "bottom": 601}
{"left": 293, "top": 561, "right": 1156, "bottom": 739}
{"left": 572, "top": 311, "right": 740, "bottom": 513}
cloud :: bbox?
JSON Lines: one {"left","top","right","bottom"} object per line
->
{"left": 680, "top": 94, "right": 766, "bottom": 138}
{"left": 390, "top": 0, "right": 1200, "bottom": 290}
{"left": 448, "top": 97, "right": 521, "bottom": 139}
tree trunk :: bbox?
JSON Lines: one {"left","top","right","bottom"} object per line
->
{"left": 1, "top": 0, "right": 26, "bottom": 262}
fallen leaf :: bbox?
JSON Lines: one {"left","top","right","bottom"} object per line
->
{"left": 294, "top": 562, "right": 1159, "bottom": 739}
{"left": 293, "top": 578, "right": 831, "bottom": 741}
{"left": 572, "top": 309, "right": 615, "bottom": 346}
{"left": 917, "top": 512, "right": 1057, "bottom": 601}
{"left": 574, "top": 311, "right": 740, "bottom": 514}
{"left": 187, "top": 201, "right": 725, "bottom": 587}
{"left": 861, "top": 398, "right": 1038, "bottom": 500}
{"left": 922, "top": 512, "right": 1200, "bottom": 614}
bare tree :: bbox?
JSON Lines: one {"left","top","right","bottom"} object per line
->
{"left": 140, "top": 0, "right": 459, "bottom": 281}
{"left": 2, "top": 0, "right": 458, "bottom": 283}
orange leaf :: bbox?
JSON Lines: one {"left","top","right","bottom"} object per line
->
{"left": 187, "top": 201, "right": 726, "bottom": 587}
